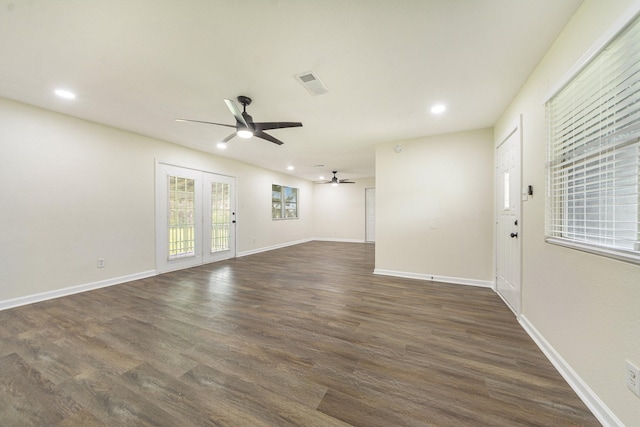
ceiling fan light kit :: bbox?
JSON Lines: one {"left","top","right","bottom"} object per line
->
{"left": 237, "top": 129, "right": 253, "bottom": 139}
{"left": 176, "top": 96, "right": 302, "bottom": 146}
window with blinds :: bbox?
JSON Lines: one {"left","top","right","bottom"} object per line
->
{"left": 546, "top": 12, "right": 640, "bottom": 264}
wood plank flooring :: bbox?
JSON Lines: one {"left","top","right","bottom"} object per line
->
{"left": 0, "top": 241, "right": 599, "bottom": 426}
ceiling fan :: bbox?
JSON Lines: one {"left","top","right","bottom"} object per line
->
{"left": 176, "top": 96, "right": 302, "bottom": 145}
{"left": 319, "top": 171, "right": 356, "bottom": 185}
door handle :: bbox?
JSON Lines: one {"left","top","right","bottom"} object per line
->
{"left": 510, "top": 232, "right": 518, "bottom": 238}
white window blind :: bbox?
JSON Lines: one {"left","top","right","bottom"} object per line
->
{"left": 546, "top": 12, "right": 640, "bottom": 263}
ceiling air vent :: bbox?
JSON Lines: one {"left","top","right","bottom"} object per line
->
{"left": 294, "top": 71, "right": 329, "bottom": 96}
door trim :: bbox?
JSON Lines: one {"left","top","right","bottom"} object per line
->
{"left": 365, "top": 187, "right": 375, "bottom": 243}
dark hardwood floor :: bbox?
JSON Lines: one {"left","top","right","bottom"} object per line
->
{"left": 0, "top": 241, "right": 599, "bottom": 426}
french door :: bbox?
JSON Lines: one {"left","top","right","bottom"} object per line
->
{"left": 156, "top": 163, "right": 236, "bottom": 273}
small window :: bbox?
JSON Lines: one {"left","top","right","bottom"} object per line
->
{"left": 546, "top": 13, "right": 640, "bottom": 264}
{"left": 503, "top": 171, "right": 510, "bottom": 210}
{"left": 272, "top": 184, "right": 299, "bottom": 219}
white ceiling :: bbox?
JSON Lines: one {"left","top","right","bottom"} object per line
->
{"left": 0, "top": 0, "right": 582, "bottom": 182}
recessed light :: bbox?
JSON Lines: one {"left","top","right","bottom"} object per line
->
{"left": 287, "top": 166, "right": 294, "bottom": 171}
{"left": 54, "top": 89, "right": 76, "bottom": 99}
{"left": 319, "top": 176, "right": 325, "bottom": 180}
{"left": 216, "top": 142, "right": 227, "bottom": 150}
{"left": 430, "top": 104, "right": 446, "bottom": 114}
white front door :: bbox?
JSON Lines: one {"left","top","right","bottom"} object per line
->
{"left": 496, "top": 125, "right": 522, "bottom": 315}
{"left": 156, "top": 163, "right": 236, "bottom": 273}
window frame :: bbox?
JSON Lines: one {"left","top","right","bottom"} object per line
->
{"left": 544, "top": 9, "right": 640, "bottom": 265}
{"left": 272, "top": 184, "right": 299, "bottom": 220}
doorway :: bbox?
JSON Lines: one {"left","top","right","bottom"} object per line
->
{"left": 495, "top": 121, "right": 522, "bottom": 315}
{"left": 156, "top": 163, "right": 236, "bottom": 273}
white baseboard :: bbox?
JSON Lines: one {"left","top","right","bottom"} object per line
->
{"left": 519, "top": 315, "right": 622, "bottom": 427}
{"left": 313, "top": 237, "right": 367, "bottom": 243}
{"left": 0, "top": 270, "right": 157, "bottom": 312}
{"left": 237, "top": 238, "right": 313, "bottom": 257}
{"left": 373, "top": 268, "right": 493, "bottom": 288}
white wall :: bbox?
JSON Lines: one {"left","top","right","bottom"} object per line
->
{"left": 235, "top": 167, "right": 313, "bottom": 254}
{"left": 375, "top": 129, "right": 494, "bottom": 286}
{"left": 0, "top": 97, "right": 313, "bottom": 303}
{"left": 494, "top": 0, "right": 640, "bottom": 424}
{"left": 313, "top": 177, "right": 375, "bottom": 242}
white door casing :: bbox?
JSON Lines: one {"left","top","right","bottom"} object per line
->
{"left": 365, "top": 188, "right": 375, "bottom": 242}
{"left": 156, "top": 162, "right": 236, "bottom": 274}
{"left": 495, "top": 122, "right": 522, "bottom": 315}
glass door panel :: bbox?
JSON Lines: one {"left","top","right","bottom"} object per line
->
{"left": 211, "top": 181, "right": 230, "bottom": 252}
{"left": 168, "top": 175, "right": 196, "bottom": 259}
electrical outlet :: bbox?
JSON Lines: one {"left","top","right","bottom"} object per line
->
{"left": 626, "top": 360, "right": 640, "bottom": 397}
{"left": 97, "top": 258, "right": 105, "bottom": 268}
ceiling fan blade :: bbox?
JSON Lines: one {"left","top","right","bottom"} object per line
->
{"left": 254, "top": 130, "right": 284, "bottom": 145}
{"left": 317, "top": 180, "right": 355, "bottom": 184}
{"left": 224, "top": 99, "right": 249, "bottom": 128}
{"left": 320, "top": 171, "right": 356, "bottom": 184}
{"left": 175, "top": 119, "right": 236, "bottom": 128}
{"left": 221, "top": 132, "right": 237, "bottom": 143}
{"left": 253, "top": 122, "right": 303, "bottom": 131}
